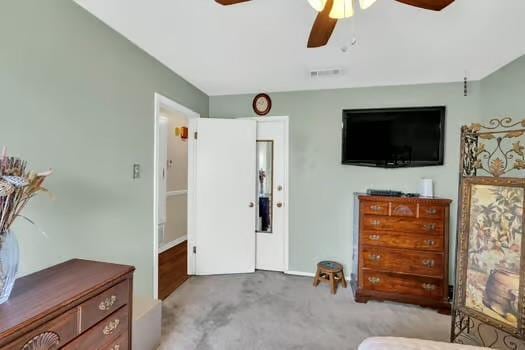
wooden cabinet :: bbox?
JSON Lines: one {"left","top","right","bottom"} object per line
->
{"left": 352, "top": 195, "right": 451, "bottom": 313}
{"left": 0, "top": 259, "right": 134, "bottom": 350}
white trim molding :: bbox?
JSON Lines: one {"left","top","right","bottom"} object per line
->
{"left": 167, "top": 190, "right": 188, "bottom": 197}
{"left": 285, "top": 270, "right": 315, "bottom": 278}
{"left": 286, "top": 270, "right": 351, "bottom": 282}
{"left": 153, "top": 92, "right": 200, "bottom": 300}
{"left": 159, "top": 235, "right": 187, "bottom": 254}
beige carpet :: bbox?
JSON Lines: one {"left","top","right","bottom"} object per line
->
{"left": 160, "top": 271, "right": 451, "bottom": 350}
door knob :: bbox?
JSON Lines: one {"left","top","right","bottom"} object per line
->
{"left": 276, "top": 202, "right": 283, "bottom": 208}
{"left": 249, "top": 202, "right": 255, "bottom": 208}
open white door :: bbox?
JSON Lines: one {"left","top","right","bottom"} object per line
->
{"left": 191, "top": 118, "right": 256, "bottom": 275}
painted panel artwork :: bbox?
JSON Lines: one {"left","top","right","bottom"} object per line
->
{"left": 465, "top": 184, "right": 524, "bottom": 328}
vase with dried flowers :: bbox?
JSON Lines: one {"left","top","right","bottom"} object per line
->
{"left": 0, "top": 147, "right": 51, "bottom": 304}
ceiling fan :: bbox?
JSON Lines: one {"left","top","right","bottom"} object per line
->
{"left": 215, "top": 0, "right": 454, "bottom": 48}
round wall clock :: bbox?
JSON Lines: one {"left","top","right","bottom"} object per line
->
{"left": 253, "top": 93, "right": 272, "bottom": 116}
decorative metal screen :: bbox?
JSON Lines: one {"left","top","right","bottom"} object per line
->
{"left": 452, "top": 118, "right": 525, "bottom": 349}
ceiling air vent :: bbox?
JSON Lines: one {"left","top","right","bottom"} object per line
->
{"left": 310, "top": 67, "right": 344, "bottom": 79}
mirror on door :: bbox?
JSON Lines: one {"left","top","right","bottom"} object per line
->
{"left": 256, "top": 140, "right": 274, "bottom": 233}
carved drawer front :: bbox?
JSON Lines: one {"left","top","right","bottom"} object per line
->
{"left": 362, "top": 202, "right": 389, "bottom": 216}
{"left": 362, "top": 247, "right": 444, "bottom": 278}
{"left": 78, "top": 280, "right": 129, "bottom": 332}
{"left": 101, "top": 332, "right": 128, "bottom": 350}
{"left": 362, "top": 215, "right": 443, "bottom": 235}
{"left": 361, "top": 231, "right": 443, "bottom": 251}
{"left": 63, "top": 306, "right": 128, "bottom": 350}
{"left": 362, "top": 270, "right": 443, "bottom": 299}
{"left": 419, "top": 205, "right": 445, "bottom": 219}
{"left": 4, "top": 309, "right": 77, "bottom": 350}
{"left": 390, "top": 203, "right": 417, "bottom": 217}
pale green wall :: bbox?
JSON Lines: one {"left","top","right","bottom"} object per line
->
{"left": 2, "top": 0, "right": 522, "bottom": 297}
{"left": 0, "top": 1, "right": 208, "bottom": 297}
{"left": 210, "top": 83, "right": 482, "bottom": 282}
{"left": 481, "top": 56, "right": 525, "bottom": 119}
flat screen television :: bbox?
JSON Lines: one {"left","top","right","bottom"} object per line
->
{"left": 342, "top": 106, "right": 445, "bottom": 168}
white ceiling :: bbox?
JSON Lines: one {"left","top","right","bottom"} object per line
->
{"left": 75, "top": 0, "right": 525, "bottom": 96}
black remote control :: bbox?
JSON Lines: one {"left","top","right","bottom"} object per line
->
{"left": 366, "top": 189, "right": 404, "bottom": 197}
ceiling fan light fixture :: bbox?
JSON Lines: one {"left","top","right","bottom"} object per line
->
{"left": 359, "top": 0, "right": 377, "bottom": 9}
{"left": 329, "top": 0, "right": 354, "bottom": 19}
{"left": 307, "top": 0, "right": 327, "bottom": 12}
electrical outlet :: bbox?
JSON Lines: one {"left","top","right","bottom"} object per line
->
{"left": 133, "top": 164, "right": 141, "bottom": 179}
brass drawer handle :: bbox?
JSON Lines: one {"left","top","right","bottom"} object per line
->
{"left": 368, "top": 254, "right": 381, "bottom": 262}
{"left": 423, "top": 223, "right": 436, "bottom": 231}
{"left": 426, "top": 208, "right": 438, "bottom": 215}
{"left": 370, "top": 205, "right": 383, "bottom": 212}
{"left": 422, "top": 283, "right": 436, "bottom": 291}
{"left": 103, "top": 319, "right": 120, "bottom": 336}
{"left": 423, "top": 239, "right": 436, "bottom": 246}
{"left": 370, "top": 220, "right": 381, "bottom": 227}
{"left": 368, "top": 277, "right": 381, "bottom": 285}
{"left": 422, "top": 259, "right": 435, "bottom": 268}
{"left": 110, "top": 345, "right": 121, "bottom": 350}
{"left": 369, "top": 234, "right": 381, "bottom": 241}
{"left": 99, "top": 295, "right": 117, "bottom": 311}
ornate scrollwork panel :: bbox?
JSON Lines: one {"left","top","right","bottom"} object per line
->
{"left": 452, "top": 309, "right": 525, "bottom": 350}
{"left": 454, "top": 117, "right": 525, "bottom": 349}
{"left": 21, "top": 331, "right": 60, "bottom": 350}
{"left": 462, "top": 118, "right": 525, "bottom": 178}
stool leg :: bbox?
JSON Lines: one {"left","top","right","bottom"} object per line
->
{"left": 313, "top": 267, "right": 321, "bottom": 287}
{"left": 330, "top": 273, "right": 337, "bottom": 295}
{"left": 341, "top": 271, "right": 348, "bottom": 288}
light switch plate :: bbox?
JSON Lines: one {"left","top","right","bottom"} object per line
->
{"left": 133, "top": 164, "right": 141, "bottom": 179}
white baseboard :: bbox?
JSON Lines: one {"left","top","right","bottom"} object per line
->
{"left": 285, "top": 270, "right": 315, "bottom": 277}
{"left": 285, "top": 270, "right": 351, "bottom": 282}
{"left": 133, "top": 297, "right": 161, "bottom": 350}
{"left": 158, "top": 235, "right": 187, "bottom": 254}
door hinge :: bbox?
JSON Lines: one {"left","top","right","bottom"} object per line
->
{"left": 194, "top": 131, "right": 198, "bottom": 139}
{"left": 193, "top": 246, "right": 197, "bottom": 254}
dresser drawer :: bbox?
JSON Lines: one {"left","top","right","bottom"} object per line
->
{"left": 362, "top": 215, "right": 443, "bottom": 235}
{"left": 361, "top": 201, "right": 389, "bottom": 216}
{"left": 79, "top": 280, "right": 130, "bottom": 332}
{"left": 4, "top": 309, "right": 78, "bottom": 350}
{"left": 101, "top": 332, "right": 128, "bottom": 350}
{"left": 362, "top": 246, "right": 444, "bottom": 277}
{"left": 419, "top": 205, "right": 445, "bottom": 219}
{"left": 64, "top": 306, "right": 128, "bottom": 350}
{"left": 390, "top": 202, "right": 417, "bottom": 217}
{"left": 362, "top": 270, "right": 443, "bottom": 299}
{"left": 361, "top": 231, "right": 443, "bottom": 251}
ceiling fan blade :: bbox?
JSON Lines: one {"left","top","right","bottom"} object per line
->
{"left": 395, "top": 0, "right": 454, "bottom": 11}
{"left": 307, "top": 0, "right": 338, "bottom": 48}
{"left": 215, "top": 0, "right": 251, "bottom": 5}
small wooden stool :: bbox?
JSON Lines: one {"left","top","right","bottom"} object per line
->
{"left": 313, "top": 261, "right": 347, "bottom": 294}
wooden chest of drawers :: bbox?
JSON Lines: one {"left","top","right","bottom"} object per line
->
{"left": 0, "top": 259, "right": 134, "bottom": 350}
{"left": 352, "top": 195, "right": 451, "bottom": 313}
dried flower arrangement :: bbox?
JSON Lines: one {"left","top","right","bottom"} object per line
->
{"left": 0, "top": 147, "right": 52, "bottom": 239}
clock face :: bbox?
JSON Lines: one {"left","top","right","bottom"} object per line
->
{"left": 253, "top": 93, "right": 271, "bottom": 116}
{"left": 256, "top": 97, "right": 268, "bottom": 111}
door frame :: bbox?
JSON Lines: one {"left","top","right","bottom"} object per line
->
{"left": 240, "top": 116, "right": 290, "bottom": 272}
{"left": 153, "top": 93, "right": 199, "bottom": 299}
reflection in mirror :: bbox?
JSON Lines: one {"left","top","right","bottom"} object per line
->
{"left": 256, "top": 141, "right": 274, "bottom": 233}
